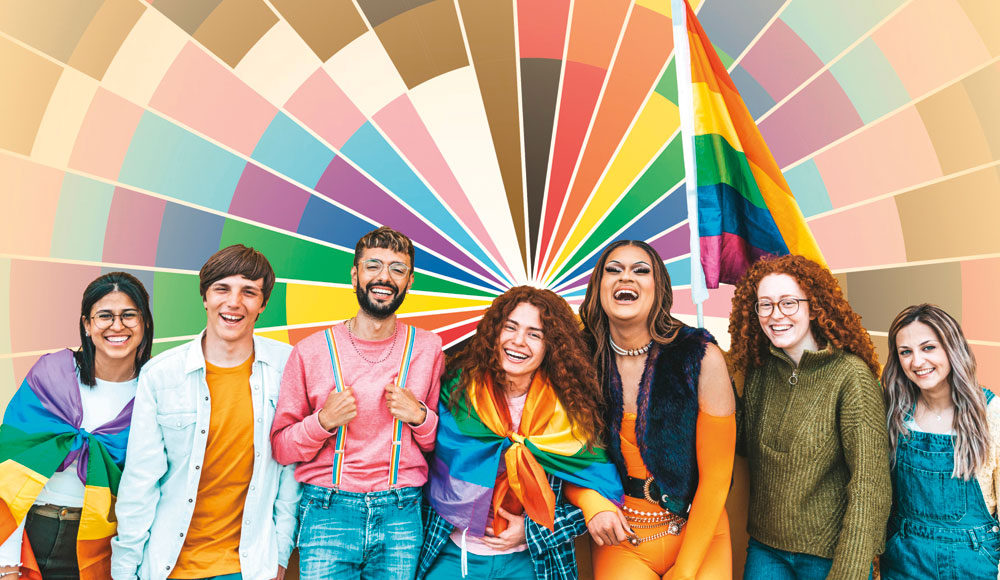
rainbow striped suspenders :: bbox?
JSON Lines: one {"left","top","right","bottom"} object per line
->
{"left": 324, "top": 325, "right": 417, "bottom": 489}
{"left": 389, "top": 326, "right": 417, "bottom": 488}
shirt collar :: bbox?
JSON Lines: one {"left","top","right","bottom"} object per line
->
{"left": 183, "top": 329, "right": 283, "bottom": 374}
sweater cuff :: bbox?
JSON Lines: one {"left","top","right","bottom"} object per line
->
{"left": 304, "top": 411, "right": 338, "bottom": 442}
{"left": 410, "top": 406, "right": 438, "bottom": 439}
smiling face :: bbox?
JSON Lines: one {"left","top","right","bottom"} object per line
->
{"left": 498, "top": 302, "right": 546, "bottom": 391}
{"left": 351, "top": 247, "right": 414, "bottom": 319}
{"left": 203, "top": 274, "right": 267, "bottom": 348}
{"left": 598, "top": 245, "right": 656, "bottom": 326}
{"left": 83, "top": 291, "right": 144, "bottom": 373}
{"left": 756, "top": 273, "right": 818, "bottom": 361}
{"left": 895, "top": 320, "right": 951, "bottom": 396}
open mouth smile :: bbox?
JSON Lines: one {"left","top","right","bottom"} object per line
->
{"left": 613, "top": 288, "right": 638, "bottom": 302}
{"left": 220, "top": 313, "right": 244, "bottom": 324}
{"left": 504, "top": 348, "right": 529, "bottom": 362}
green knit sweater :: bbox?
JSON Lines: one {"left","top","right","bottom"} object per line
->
{"left": 737, "top": 345, "right": 891, "bottom": 579}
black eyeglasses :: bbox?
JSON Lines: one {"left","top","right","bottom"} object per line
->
{"left": 90, "top": 310, "right": 141, "bottom": 329}
{"left": 755, "top": 298, "right": 808, "bottom": 317}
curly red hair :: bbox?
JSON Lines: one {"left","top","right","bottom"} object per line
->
{"left": 727, "top": 255, "right": 880, "bottom": 377}
{"left": 446, "top": 286, "right": 604, "bottom": 446}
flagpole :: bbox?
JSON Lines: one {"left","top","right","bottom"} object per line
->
{"left": 672, "top": 0, "right": 708, "bottom": 329}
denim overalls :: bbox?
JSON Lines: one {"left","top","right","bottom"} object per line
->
{"left": 881, "top": 391, "right": 1000, "bottom": 580}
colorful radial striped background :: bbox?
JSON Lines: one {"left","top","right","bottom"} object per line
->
{"left": 1, "top": 0, "right": 999, "bottom": 400}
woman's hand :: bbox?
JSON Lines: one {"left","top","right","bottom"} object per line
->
{"left": 586, "top": 509, "right": 633, "bottom": 546}
{"left": 481, "top": 507, "right": 527, "bottom": 551}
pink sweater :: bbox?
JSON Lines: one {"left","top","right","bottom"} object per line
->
{"left": 270, "top": 321, "right": 444, "bottom": 492}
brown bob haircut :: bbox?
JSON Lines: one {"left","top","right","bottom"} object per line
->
{"left": 354, "top": 226, "right": 415, "bottom": 268}
{"left": 199, "top": 244, "right": 276, "bottom": 305}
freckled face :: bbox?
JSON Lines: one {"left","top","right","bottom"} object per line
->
{"left": 756, "top": 273, "right": 817, "bottom": 357}
{"left": 498, "top": 302, "right": 546, "bottom": 387}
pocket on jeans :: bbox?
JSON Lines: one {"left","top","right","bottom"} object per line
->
{"left": 296, "top": 499, "right": 312, "bottom": 547}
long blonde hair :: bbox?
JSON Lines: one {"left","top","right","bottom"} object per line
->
{"left": 883, "top": 304, "right": 988, "bottom": 479}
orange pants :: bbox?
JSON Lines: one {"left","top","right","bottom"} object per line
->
{"left": 592, "top": 505, "right": 732, "bottom": 579}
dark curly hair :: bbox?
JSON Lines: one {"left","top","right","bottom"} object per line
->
{"left": 727, "top": 254, "right": 880, "bottom": 376}
{"left": 446, "top": 286, "right": 604, "bottom": 447}
{"left": 579, "top": 240, "right": 683, "bottom": 380}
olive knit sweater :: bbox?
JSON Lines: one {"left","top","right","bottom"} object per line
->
{"left": 737, "top": 345, "right": 891, "bottom": 579}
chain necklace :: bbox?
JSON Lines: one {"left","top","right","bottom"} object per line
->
{"left": 610, "top": 336, "right": 652, "bottom": 356}
{"left": 346, "top": 318, "right": 398, "bottom": 365}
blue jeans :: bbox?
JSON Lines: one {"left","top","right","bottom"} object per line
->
{"left": 744, "top": 538, "right": 874, "bottom": 579}
{"left": 296, "top": 484, "right": 423, "bottom": 580}
{"left": 424, "top": 539, "right": 536, "bottom": 580}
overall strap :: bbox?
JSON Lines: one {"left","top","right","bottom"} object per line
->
{"left": 388, "top": 325, "right": 417, "bottom": 488}
{"left": 324, "top": 327, "right": 348, "bottom": 489}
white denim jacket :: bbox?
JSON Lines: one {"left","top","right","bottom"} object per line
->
{"left": 111, "top": 332, "right": 299, "bottom": 580}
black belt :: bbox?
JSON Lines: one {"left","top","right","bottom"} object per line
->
{"left": 623, "top": 476, "right": 690, "bottom": 516}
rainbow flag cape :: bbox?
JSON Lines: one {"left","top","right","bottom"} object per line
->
{"left": 428, "top": 372, "right": 623, "bottom": 536}
{"left": 0, "top": 350, "right": 133, "bottom": 580}
{"left": 671, "top": 0, "right": 825, "bottom": 302}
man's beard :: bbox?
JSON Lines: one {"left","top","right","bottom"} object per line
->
{"left": 356, "top": 279, "right": 407, "bottom": 319}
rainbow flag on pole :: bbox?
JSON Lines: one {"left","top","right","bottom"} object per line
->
{"left": 671, "top": 0, "right": 825, "bottom": 304}
{"left": 0, "top": 350, "right": 132, "bottom": 579}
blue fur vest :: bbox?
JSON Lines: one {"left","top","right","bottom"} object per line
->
{"left": 604, "top": 325, "right": 715, "bottom": 508}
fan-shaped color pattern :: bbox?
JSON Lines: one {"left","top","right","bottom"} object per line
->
{"left": 2, "top": 0, "right": 999, "bottom": 399}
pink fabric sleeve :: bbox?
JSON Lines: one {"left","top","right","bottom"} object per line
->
{"left": 270, "top": 346, "right": 334, "bottom": 465}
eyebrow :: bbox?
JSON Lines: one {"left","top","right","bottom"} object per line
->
{"left": 607, "top": 260, "right": 651, "bottom": 267}
{"left": 898, "top": 339, "right": 936, "bottom": 348}
{"left": 505, "top": 319, "right": 543, "bottom": 333}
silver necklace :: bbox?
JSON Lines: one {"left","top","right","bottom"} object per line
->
{"left": 610, "top": 336, "right": 652, "bottom": 356}
{"left": 920, "top": 400, "right": 948, "bottom": 422}
{"left": 346, "top": 318, "right": 398, "bottom": 365}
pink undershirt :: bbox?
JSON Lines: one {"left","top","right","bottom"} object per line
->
{"left": 449, "top": 390, "right": 529, "bottom": 555}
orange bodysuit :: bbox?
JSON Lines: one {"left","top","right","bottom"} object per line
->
{"left": 569, "top": 411, "right": 736, "bottom": 580}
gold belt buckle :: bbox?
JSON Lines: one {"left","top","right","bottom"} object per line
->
{"left": 642, "top": 476, "right": 657, "bottom": 504}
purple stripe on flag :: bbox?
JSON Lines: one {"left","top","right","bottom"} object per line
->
{"left": 428, "top": 455, "right": 494, "bottom": 536}
{"left": 26, "top": 350, "right": 82, "bottom": 428}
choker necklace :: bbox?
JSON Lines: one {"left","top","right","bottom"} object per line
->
{"left": 346, "top": 318, "right": 398, "bottom": 365}
{"left": 610, "top": 336, "right": 652, "bottom": 356}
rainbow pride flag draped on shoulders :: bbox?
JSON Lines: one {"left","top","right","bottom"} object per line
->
{"left": 0, "top": 349, "right": 133, "bottom": 580}
{"left": 428, "top": 371, "right": 622, "bottom": 536}
{"left": 671, "top": 0, "right": 825, "bottom": 300}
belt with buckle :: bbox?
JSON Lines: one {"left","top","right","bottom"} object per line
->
{"left": 29, "top": 504, "right": 82, "bottom": 520}
{"left": 623, "top": 476, "right": 690, "bottom": 516}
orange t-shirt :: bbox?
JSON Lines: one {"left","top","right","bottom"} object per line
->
{"left": 170, "top": 356, "right": 255, "bottom": 578}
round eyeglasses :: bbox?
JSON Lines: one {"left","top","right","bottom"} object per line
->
{"left": 90, "top": 310, "right": 142, "bottom": 329}
{"left": 361, "top": 258, "right": 410, "bottom": 278}
{"left": 754, "top": 298, "right": 808, "bottom": 317}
